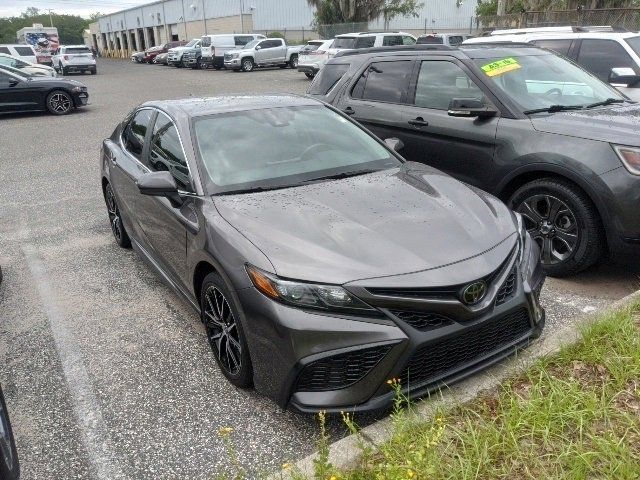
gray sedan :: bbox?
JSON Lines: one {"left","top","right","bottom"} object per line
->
{"left": 100, "top": 94, "right": 545, "bottom": 411}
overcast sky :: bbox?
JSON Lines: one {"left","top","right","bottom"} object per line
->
{"left": 1, "top": 0, "right": 152, "bottom": 18}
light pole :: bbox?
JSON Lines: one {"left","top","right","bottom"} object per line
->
{"left": 240, "top": 0, "right": 244, "bottom": 33}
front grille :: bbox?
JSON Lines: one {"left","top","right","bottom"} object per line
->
{"left": 390, "top": 310, "right": 454, "bottom": 332}
{"left": 495, "top": 267, "right": 517, "bottom": 306}
{"left": 400, "top": 308, "right": 531, "bottom": 388}
{"left": 296, "top": 344, "right": 393, "bottom": 392}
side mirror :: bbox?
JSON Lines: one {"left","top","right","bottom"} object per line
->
{"left": 448, "top": 98, "right": 497, "bottom": 118}
{"left": 255, "top": 45, "right": 262, "bottom": 50}
{"left": 384, "top": 137, "right": 404, "bottom": 152}
{"left": 609, "top": 67, "right": 640, "bottom": 87}
{"left": 136, "top": 171, "right": 183, "bottom": 207}
{"left": 8, "top": 79, "right": 19, "bottom": 87}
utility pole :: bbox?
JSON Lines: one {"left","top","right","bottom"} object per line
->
{"left": 240, "top": 0, "right": 244, "bottom": 33}
{"left": 497, "top": 0, "right": 506, "bottom": 16}
{"left": 47, "top": 9, "right": 54, "bottom": 27}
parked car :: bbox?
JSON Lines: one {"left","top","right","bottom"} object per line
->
{"left": 0, "top": 44, "right": 37, "bottom": 64}
{"left": 312, "top": 43, "right": 640, "bottom": 276}
{"left": 223, "top": 38, "right": 302, "bottom": 71}
{"left": 167, "top": 38, "right": 201, "bottom": 67}
{"left": 100, "top": 94, "right": 545, "bottom": 411}
{"left": 463, "top": 26, "right": 640, "bottom": 100}
{"left": 0, "top": 64, "right": 88, "bottom": 115}
{"left": 0, "top": 383, "right": 19, "bottom": 480}
{"left": 200, "top": 34, "right": 265, "bottom": 69}
{"left": 417, "top": 33, "right": 475, "bottom": 46}
{"left": 298, "top": 39, "right": 334, "bottom": 79}
{"left": 144, "top": 41, "right": 187, "bottom": 64}
{"left": 182, "top": 44, "right": 203, "bottom": 69}
{"left": 51, "top": 45, "right": 96, "bottom": 75}
{"left": 153, "top": 52, "right": 169, "bottom": 65}
{"left": 0, "top": 53, "right": 56, "bottom": 77}
{"left": 328, "top": 31, "right": 416, "bottom": 58}
{"left": 131, "top": 51, "right": 145, "bottom": 63}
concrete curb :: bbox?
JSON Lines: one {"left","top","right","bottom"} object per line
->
{"left": 271, "top": 289, "right": 640, "bottom": 479}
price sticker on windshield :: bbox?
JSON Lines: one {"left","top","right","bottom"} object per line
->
{"left": 481, "top": 57, "right": 521, "bottom": 77}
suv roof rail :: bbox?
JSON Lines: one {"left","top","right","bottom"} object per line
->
{"left": 461, "top": 41, "right": 537, "bottom": 48}
{"left": 334, "top": 44, "right": 456, "bottom": 58}
{"left": 572, "top": 25, "right": 628, "bottom": 32}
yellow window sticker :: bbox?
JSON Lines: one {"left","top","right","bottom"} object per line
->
{"left": 481, "top": 57, "right": 521, "bottom": 77}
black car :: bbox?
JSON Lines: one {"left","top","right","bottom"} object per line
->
{"left": 0, "top": 64, "right": 88, "bottom": 115}
{"left": 101, "top": 94, "right": 545, "bottom": 412}
{"left": 311, "top": 44, "right": 640, "bottom": 276}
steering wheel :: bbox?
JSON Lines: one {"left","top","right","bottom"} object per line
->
{"left": 300, "top": 143, "right": 334, "bottom": 162}
{"left": 543, "top": 87, "right": 563, "bottom": 99}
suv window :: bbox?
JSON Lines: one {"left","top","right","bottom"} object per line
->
{"left": 355, "top": 36, "right": 375, "bottom": 48}
{"left": 0, "top": 47, "right": 10, "bottom": 55}
{"left": 123, "top": 109, "right": 153, "bottom": 160}
{"left": 403, "top": 36, "right": 416, "bottom": 45}
{"left": 414, "top": 61, "right": 485, "bottom": 110}
{"left": 626, "top": 36, "right": 640, "bottom": 56}
{"left": 201, "top": 36, "right": 211, "bottom": 47}
{"left": 14, "top": 47, "right": 34, "bottom": 56}
{"left": 352, "top": 60, "right": 413, "bottom": 103}
{"left": 149, "top": 112, "right": 192, "bottom": 192}
{"left": 66, "top": 47, "right": 91, "bottom": 54}
{"left": 449, "top": 36, "right": 463, "bottom": 46}
{"left": 531, "top": 39, "right": 572, "bottom": 56}
{"left": 310, "top": 63, "right": 350, "bottom": 95}
{"left": 382, "top": 35, "right": 403, "bottom": 47}
{"left": 577, "top": 39, "right": 637, "bottom": 81}
{"left": 235, "top": 36, "right": 254, "bottom": 46}
{"left": 334, "top": 37, "right": 356, "bottom": 49}
{"left": 417, "top": 35, "right": 443, "bottom": 45}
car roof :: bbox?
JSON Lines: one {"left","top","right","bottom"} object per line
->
{"left": 142, "top": 94, "right": 321, "bottom": 118}
{"left": 335, "top": 31, "right": 411, "bottom": 38}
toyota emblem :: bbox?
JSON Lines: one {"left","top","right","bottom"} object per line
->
{"left": 462, "top": 281, "right": 487, "bottom": 305}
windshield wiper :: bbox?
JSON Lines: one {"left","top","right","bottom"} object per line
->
{"left": 302, "top": 169, "right": 380, "bottom": 183}
{"left": 523, "top": 105, "right": 584, "bottom": 115}
{"left": 584, "top": 98, "right": 625, "bottom": 109}
{"left": 215, "top": 184, "right": 297, "bottom": 196}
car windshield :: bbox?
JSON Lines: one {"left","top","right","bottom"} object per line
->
{"left": 0, "top": 64, "right": 31, "bottom": 78}
{"left": 473, "top": 53, "right": 623, "bottom": 112}
{"left": 243, "top": 40, "right": 260, "bottom": 49}
{"left": 334, "top": 37, "right": 356, "bottom": 49}
{"left": 186, "top": 39, "right": 199, "bottom": 47}
{"left": 0, "top": 56, "right": 17, "bottom": 67}
{"left": 193, "top": 105, "right": 400, "bottom": 194}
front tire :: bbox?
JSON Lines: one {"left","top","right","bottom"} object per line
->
{"left": 46, "top": 90, "right": 74, "bottom": 115}
{"left": 241, "top": 58, "right": 254, "bottom": 72}
{"left": 289, "top": 55, "right": 298, "bottom": 68}
{"left": 104, "top": 183, "right": 131, "bottom": 248}
{"left": 201, "top": 272, "right": 253, "bottom": 387}
{"left": 509, "top": 178, "right": 604, "bottom": 277}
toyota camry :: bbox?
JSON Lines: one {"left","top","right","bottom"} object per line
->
{"left": 100, "top": 94, "right": 545, "bottom": 412}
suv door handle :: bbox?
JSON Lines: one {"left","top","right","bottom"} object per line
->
{"left": 408, "top": 117, "right": 429, "bottom": 127}
{"left": 342, "top": 106, "right": 355, "bottom": 116}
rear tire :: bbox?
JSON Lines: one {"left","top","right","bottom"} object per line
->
{"left": 289, "top": 54, "right": 298, "bottom": 68}
{"left": 201, "top": 272, "right": 253, "bottom": 388}
{"left": 508, "top": 178, "right": 604, "bottom": 277}
{"left": 104, "top": 183, "right": 132, "bottom": 248}
{"left": 305, "top": 72, "right": 315, "bottom": 79}
{"left": 90, "top": 68, "right": 97, "bottom": 75}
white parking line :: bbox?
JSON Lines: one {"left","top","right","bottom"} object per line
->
{"left": 22, "top": 244, "right": 125, "bottom": 480}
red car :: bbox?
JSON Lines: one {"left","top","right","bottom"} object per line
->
{"left": 143, "top": 41, "right": 187, "bottom": 63}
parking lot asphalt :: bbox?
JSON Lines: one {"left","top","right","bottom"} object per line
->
{"left": 1, "top": 59, "right": 639, "bottom": 480}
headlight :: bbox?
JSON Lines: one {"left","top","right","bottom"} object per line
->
{"left": 71, "top": 86, "right": 83, "bottom": 93}
{"left": 514, "top": 212, "right": 528, "bottom": 263}
{"left": 246, "top": 264, "right": 375, "bottom": 313}
{"left": 232, "top": 53, "right": 239, "bottom": 59}
{"left": 612, "top": 144, "right": 640, "bottom": 175}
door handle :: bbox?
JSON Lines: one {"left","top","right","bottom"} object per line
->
{"left": 342, "top": 106, "right": 355, "bottom": 116}
{"left": 408, "top": 117, "right": 429, "bottom": 127}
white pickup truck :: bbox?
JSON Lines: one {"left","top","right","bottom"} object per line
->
{"left": 224, "top": 38, "right": 302, "bottom": 72}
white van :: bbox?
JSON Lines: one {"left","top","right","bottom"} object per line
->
{"left": 0, "top": 44, "right": 37, "bottom": 64}
{"left": 200, "top": 34, "right": 265, "bottom": 69}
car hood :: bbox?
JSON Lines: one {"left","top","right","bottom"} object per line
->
{"left": 531, "top": 103, "right": 640, "bottom": 146}
{"left": 169, "top": 46, "right": 192, "bottom": 53}
{"left": 26, "top": 76, "right": 85, "bottom": 87}
{"left": 213, "top": 163, "right": 517, "bottom": 285}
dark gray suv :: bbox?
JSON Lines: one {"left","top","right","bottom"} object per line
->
{"left": 311, "top": 44, "right": 640, "bottom": 276}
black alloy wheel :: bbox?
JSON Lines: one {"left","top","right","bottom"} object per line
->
{"left": 46, "top": 90, "right": 74, "bottom": 115}
{"left": 104, "top": 184, "right": 131, "bottom": 248}
{"left": 201, "top": 273, "right": 253, "bottom": 387}
{"left": 510, "top": 178, "right": 603, "bottom": 277}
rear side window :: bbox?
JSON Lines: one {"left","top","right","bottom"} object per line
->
{"left": 577, "top": 39, "right": 638, "bottom": 81}
{"left": 626, "top": 36, "right": 640, "bottom": 56}
{"left": 382, "top": 35, "right": 403, "bottom": 47}
{"left": 122, "top": 109, "right": 153, "bottom": 160}
{"left": 14, "top": 47, "right": 34, "bottom": 56}
{"left": 149, "top": 112, "right": 192, "bottom": 192}
{"left": 417, "top": 35, "right": 443, "bottom": 45}
{"left": 531, "top": 39, "right": 572, "bottom": 56}
{"left": 334, "top": 37, "right": 356, "bottom": 49}
{"left": 403, "top": 36, "right": 416, "bottom": 45}
{"left": 351, "top": 60, "right": 413, "bottom": 103}
{"left": 449, "top": 36, "right": 463, "bottom": 46}
{"left": 66, "top": 47, "right": 91, "bottom": 54}
{"left": 355, "top": 37, "right": 375, "bottom": 49}
{"left": 414, "top": 60, "right": 485, "bottom": 110}
{"left": 309, "top": 63, "right": 350, "bottom": 95}
{"left": 0, "top": 47, "right": 10, "bottom": 55}
{"left": 201, "top": 36, "right": 211, "bottom": 47}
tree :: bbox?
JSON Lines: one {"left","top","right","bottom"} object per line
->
{"left": 0, "top": 9, "right": 93, "bottom": 44}
{"left": 381, "top": 0, "right": 424, "bottom": 29}
{"left": 21, "top": 7, "right": 40, "bottom": 18}
{"left": 308, "top": 0, "right": 423, "bottom": 26}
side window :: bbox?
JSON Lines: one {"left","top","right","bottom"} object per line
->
{"left": 149, "top": 112, "right": 193, "bottom": 192}
{"left": 235, "top": 36, "right": 254, "bottom": 46}
{"left": 577, "top": 39, "right": 637, "bottom": 81}
{"left": 449, "top": 36, "right": 463, "bottom": 46}
{"left": 531, "top": 39, "right": 572, "bottom": 56}
{"left": 0, "top": 47, "right": 10, "bottom": 55}
{"left": 403, "top": 36, "right": 416, "bottom": 45}
{"left": 414, "top": 61, "right": 485, "bottom": 110}
{"left": 122, "top": 109, "right": 153, "bottom": 160}
{"left": 355, "top": 36, "right": 375, "bottom": 48}
{"left": 263, "top": 40, "right": 281, "bottom": 49}
{"left": 0, "top": 71, "right": 14, "bottom": 84}
{"left": 382, "top": 35, "right": 403, "bottom": 47}
{"left": 351, "top": 60, "right": 413, "bottom": 103}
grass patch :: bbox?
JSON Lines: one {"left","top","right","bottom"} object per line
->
{"left": 317, "top": 302, "right": 640, "bottom": 480}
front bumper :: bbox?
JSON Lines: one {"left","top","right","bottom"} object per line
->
{"left": 240, "top": 237, "right": 545, "bottom": 412}
{"left": 224, "top": 58, "right": 241, "bottom": 69}
{"left": 73, "top": 91, "right": 89, "bottom": 107}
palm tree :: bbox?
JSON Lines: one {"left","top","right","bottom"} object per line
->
{"left": 306, "top": 0, "right": 384, "bottom": 23}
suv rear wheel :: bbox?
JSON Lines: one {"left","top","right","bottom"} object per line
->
{"left": 509, "top": 178, "right": 604, "bottom": 277}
